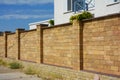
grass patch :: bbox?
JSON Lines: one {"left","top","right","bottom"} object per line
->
{"left": 0, "top": 59, "right": 8, "bottom": 66}
{"left": 9, "top": 61, "right": 23, "bottom": 69}
{"left": 37, "top": 71, "right": 63, "bottom": 80}
{"left": 24, "top": 66, "right": 38, "bottom": 75}
{"left": 0, "top": 59, "right": 64, "bottom": 80}
{"left": 48, "top": 72, "right": 63, "bottom": 80}
{"left": 24, "top": 66, "right": 63, "bottom": 80}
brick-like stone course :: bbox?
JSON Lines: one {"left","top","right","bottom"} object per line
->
{"left": 20, "top": 30, "right": 40, "bottom": 63}
{"left": 0, "top": 36, "right": 5, "bottom": 57}
{"left": 43, "top": 21, "right": 81, "bottom": 69}
{"left": 83, "top": 14, "right": 120, "bottom": 76}
{"left": 7, "top": 33, "right": 18, "bottom": 59}
{"left": 43, "top": 25, "right": 73, "bottom": 68}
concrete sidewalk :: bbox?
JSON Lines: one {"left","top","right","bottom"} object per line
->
{"left": 0, "top": 72, "right": 41, "bottom": 80}
{"left": 0, "top": 66, "right": 42, "bottom": 80}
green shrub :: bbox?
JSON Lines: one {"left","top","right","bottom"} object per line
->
{"left": 69, "top": 11, "right": 93, "bottom": 22}
{"left": 9, "top": 61, "right": 23, "bottom": 69}
{"left": 24, "top": 67, "right": 38, "bottom": 75}
{"left": 0, "top": 59, "right": 8, "bottom": 66}
{"left": 49, "top": 20, "right": 54, "bottom": 26}
{"left": 76, "top": 11, "right": 93, "bottom": 21}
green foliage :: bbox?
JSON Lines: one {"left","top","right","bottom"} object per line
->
{"left": 69, "top": 11, "right": 93, "bottom": 22}
{"left": 49, "top": 20, "right": 54, "bottom": 26}
{"left": 9, "top": 61, "right": 23, "bottom": 69}
{"left": 76, "top": 11, "right": 93, "bottom": 21}
{"left": 70, "top": 15, "right": 77, "bottom": 23}
{"left": 0, "top": 59, "right": 8, "bottom": 66}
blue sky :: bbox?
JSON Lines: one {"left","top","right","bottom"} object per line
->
{"left": 0, "top": 0, "right": 54, "bottom": 32}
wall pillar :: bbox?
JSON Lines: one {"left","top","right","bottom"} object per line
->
{"left": 16, "top": 29, "right": 25, "bottom": 60}
{"left": 72, "top": 20, "right": 83, "bottom": 70}
{"left": 36, "top": 25, "right": 44, "bottom": 63}
{"left": 0, "top": 32, "right": 4, "bottom": 57}
{"left": 4, "top": 31, "right": 11, "bottom": 58}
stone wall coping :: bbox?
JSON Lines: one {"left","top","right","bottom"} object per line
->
{"left": 7, "top": 32, "right": 15, "bottom": 35}
{"left": 42, "top": 23, "right": 72, "bottom": 30}
{"left": 37, "top": 24, "right": 48, "bottom": 27}
{"left": 20, "top": 29, "right": 36, "bottom": 33}
{"left": 16, "top": 28, "right": 25, "bottom": 30}
{"left": 0, "top": 32, "right": 3, "bottom": 36}
{"left": 4, "top": 31, "right": 11, "bottom": 33}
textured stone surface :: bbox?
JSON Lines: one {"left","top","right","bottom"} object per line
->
{"left": 43, "top": 25, "right": 73, "bottom": 68}
{"left": 7, "top": 33, "right": 18, "bottom": 59}
{"left": 83, "top": 15, "right": 120, "bottom": 75}
{"left": 20, "top": 30, "right": 40, "bottom": 63}
{"left": 0, "top": 36, "right": 5, "bottom": 57}
{"left": 43, "top": 21, "right": 81, "bottom": 69}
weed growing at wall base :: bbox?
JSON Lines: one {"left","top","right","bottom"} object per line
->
{"left": 9, "top": 61, "right": 23, "bottom": 69}
{"left": 24, "top": 66, "right": 38, "bottom": 75}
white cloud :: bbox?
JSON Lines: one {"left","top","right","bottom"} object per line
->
{"left": 0, "top": 0, "right": 53, "bottom": 5}
{"left": 0, "top": 9, "right": 53, "bottom": 14}
{"left": 0, "top": 14, "right": 53, "bottom": 19}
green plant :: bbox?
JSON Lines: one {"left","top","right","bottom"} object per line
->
{"left": 24, "top": 67, "right": 38, "bottom": 75}
{"left": 0, "top": 59, "right": 8, "bottom": 66}
{"left": 76, "top": 11, "right": 93, "bottom": 21}
{"left": 49, "top": 20, "right": 54, "bottom": 26}
{"left": 69, "top": 11, "right": 93, "bottom": 22}
{"left": 70, "top": 15, "right": 77, "bottom": 23}
{"left": 9, "top": 61, "right": 23, "bottom": 69}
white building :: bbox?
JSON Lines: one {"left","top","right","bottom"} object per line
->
{"left": 29, "top": 0, "right": 120, "bottom": 29}
{"left": 54, "top": 0, "right": 120, "bottom": 25}
{"left": 29, "top": 19, "right": 53, "bottom": 30}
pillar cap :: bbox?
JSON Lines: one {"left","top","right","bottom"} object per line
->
{"left": 16, "top": 28, "right": 25, "bottom": 31}
{"left": 4, "top": 31, "right": 11, "bottom": 33}
{"left": 0, "top": 31, "right": 3, "bottom": 36}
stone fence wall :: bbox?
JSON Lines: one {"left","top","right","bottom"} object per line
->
{"left": 0, "top": 13, "right": 120, "bottom": 76}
